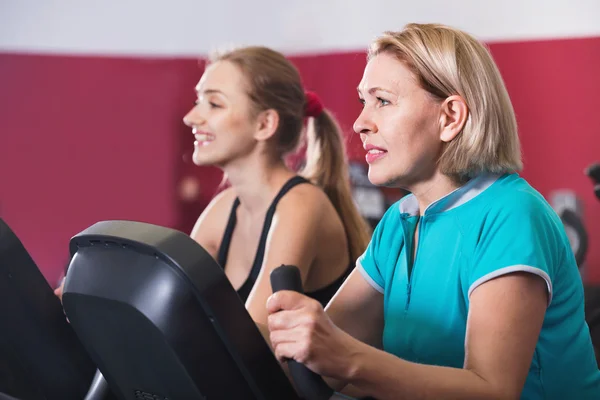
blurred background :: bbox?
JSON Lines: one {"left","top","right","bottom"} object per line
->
{"left": 1, "top": 0, "right": 599, "bottom": 288}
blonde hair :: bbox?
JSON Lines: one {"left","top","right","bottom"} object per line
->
{"left": 369, "top": 23, "right": 522, "bottom": 181}
{"left": 210, "top": 46, "right": 371, "bottom": 260}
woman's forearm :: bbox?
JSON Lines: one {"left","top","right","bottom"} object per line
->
{"left": 347, "top": 342, "right": 506, "bottom": 400}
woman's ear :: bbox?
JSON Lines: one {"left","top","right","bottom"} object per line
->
{"left": 439, "top": 95, "right": 468, "bottom": 142}
{"left": 254, "top": 109, "right": 280, "bottom": 141}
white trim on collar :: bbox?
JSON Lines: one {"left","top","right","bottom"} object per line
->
{"left": 398, "top": 173, "right": 504, "bottom": 216}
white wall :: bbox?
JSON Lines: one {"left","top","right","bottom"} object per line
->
{"left": 1, "top": 0, "right": 599, "bottom": 56}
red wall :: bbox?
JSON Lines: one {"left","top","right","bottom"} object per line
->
{"left": 0, "top": 55, "right": 193, "bottom": 284}
{"left": 1, "top": 36, "right": 599, "bottom": 286}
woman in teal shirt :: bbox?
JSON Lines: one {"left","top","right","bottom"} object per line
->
{"left": 267, "top": 23, "right": 600, "bottom": 399}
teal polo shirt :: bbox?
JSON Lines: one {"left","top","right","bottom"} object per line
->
{"left": 358, "top": 173, "right": 600, "bottom": 399}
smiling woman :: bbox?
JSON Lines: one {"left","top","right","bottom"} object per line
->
{"left": 181, "top": 46, "right": 371, "bottom": 334}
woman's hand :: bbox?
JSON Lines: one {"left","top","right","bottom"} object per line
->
{"left": 266, "top": 290, "right": 363, "bottom": 381}
{"left": 54, "top": 278, "right": 65, "bottom": 302}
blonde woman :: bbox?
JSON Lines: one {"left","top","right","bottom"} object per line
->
{"left": 267, "top": 24, "right": 600, "bottom": 399}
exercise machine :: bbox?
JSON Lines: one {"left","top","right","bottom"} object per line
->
{"left": 0, "top": 218, "right": 100, "bottom": 400}
{"left": 63, "top": 220, "right": 352, "bottom": 400}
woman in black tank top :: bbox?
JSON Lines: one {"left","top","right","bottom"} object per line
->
{"left": 217, "top": 175, "right": 355, "bottom": 307}
{"left": 183, "top": 46, "right": 371, "bottom": 331}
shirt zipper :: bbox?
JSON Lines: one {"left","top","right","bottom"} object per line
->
{"left": 406, "top": 216, "right": 423, "bottom": 311}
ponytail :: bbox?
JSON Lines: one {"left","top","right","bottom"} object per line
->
{"left": 300, "top": 110, "right": 371, "bottom": 260}
{"left": 210, "top": 47, "right": 371, "bottom": 259}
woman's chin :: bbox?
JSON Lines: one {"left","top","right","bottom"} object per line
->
{"left": 192, "top": 154, "right": 213, "bottom": 167}
{"left": 368, "top": 169, "right": 393, "bottom": 187}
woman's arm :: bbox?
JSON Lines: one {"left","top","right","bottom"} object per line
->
{"left": 267, "top": 268, "right": 384, "bottom": 391}
{"left": 244, "top": 186, "right": 324, "bottom": 328}
{"left": 325, "top": 268, "right": 385, "bottom": 350}
{"left": 268, "top": 271, "right": 547, "bottom": 400}
{"left": 322, "top": 268, "right": 385, "bottom": 396}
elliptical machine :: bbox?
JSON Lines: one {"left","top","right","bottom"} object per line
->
{"left": 584, "top": 162, "right": 600, "bottom": 365}
{"left": 587, "top": 163, "right": 600, "bottom": 202}
{"left": 63, "top": 221, "right": 355, "bottom": 400}
{"left": 1, "top": 216, "right": 354, "bottom": 400}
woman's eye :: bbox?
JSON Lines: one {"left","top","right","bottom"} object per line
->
{"left": 194, "top": 99, "right": 221, "bottom": 108}
{"left": 377, "top": 97, "right": 390, "bottom": 106}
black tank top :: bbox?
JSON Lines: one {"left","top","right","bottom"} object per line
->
{"left": 217, "top": 176, "right": 354, "bottom": 307}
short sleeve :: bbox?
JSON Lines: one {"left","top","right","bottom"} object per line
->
{"left": 468, "top": 192, "right": 563, "bottom": 304}
{"left": 357, "top": 203, "right": 404, "bottom": 294}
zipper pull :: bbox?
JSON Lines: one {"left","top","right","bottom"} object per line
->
{"left": 405, "top": 282, "right": 412, "bottom": 311}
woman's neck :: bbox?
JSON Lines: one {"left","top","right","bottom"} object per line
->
{"left": 405, "top": 171, "right": 462, "bottom": 216}
{"left": 223, "top": 153, "right": 295, "bottom": 215}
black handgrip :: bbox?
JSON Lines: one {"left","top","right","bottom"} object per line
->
{"left": 271, "top": 264, "right": 305, "bottom": 294}
{"left": 560, "top": 209, "right": 589, "bottom": 268}
{"left": 585, "top": 163, "right": 600, "bottom": 184}
{"left": 585, "top": 163, "right": 600, "bottom": 201}
{"left": 270, "top": 265, "right": 335, "bottom": 400}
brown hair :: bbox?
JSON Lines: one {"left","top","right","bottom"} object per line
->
{"left": 211, "top": 46, "right": 370, "bottom": 259}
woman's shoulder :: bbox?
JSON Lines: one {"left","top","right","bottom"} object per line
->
{"left": 481, "top": 174, "right": 559, "bottom": 224}
{"left": 279, "top": 180, "right": 330, "bottom": 208}
{"left": 274, "top": 181, "right": 341, "bottom": 231}
{"left": 189, "top": 187, "right": 238, "bottom": 254}
{"left": 195, "top": 187, "right": 238, "bottom": 226}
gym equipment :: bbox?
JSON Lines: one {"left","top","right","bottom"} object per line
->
{"left": 584, "top": 162, "right": 600, "bottom": 365}
{"left": 586, "top": 163, "right": 600, "bottom": 201}
{"left": 550, "top": 191, "right": 589, "bottom": 268}
{"left": 0, "top": 218, "right": 99, "bottom": 400}
{"left": 62, "top": 220, "right": 355, "bottom": 400}
{"left": 270, "top": 265, "right": 336, "bottom": 400}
